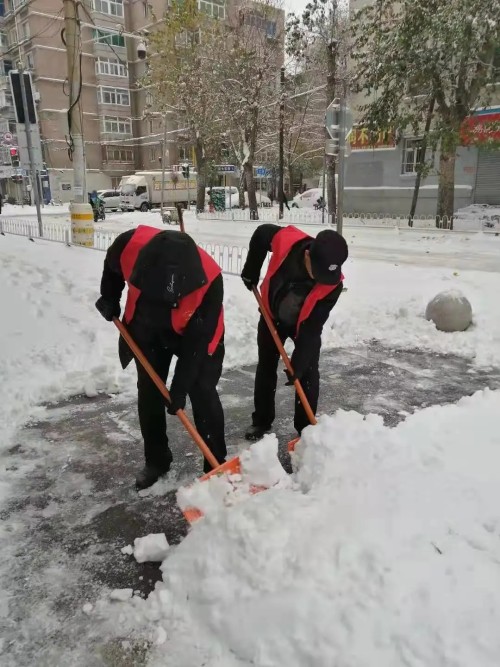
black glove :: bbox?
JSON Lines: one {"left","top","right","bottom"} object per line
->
{"left": 241, "top": 273, "right": 257, "bottom": 291}
{"left": 95, "top": 296, "right": 120, "bottom": 322}
{"left": 284, "top": 369, "right": 298, "bottom": 386}
{"left": 167, "top": 392, "right": 187, "bottom": 416}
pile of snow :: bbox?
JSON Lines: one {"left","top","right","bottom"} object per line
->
{"left": 455, "top": 204, "right": 500, "bottom": 231}
{"left": 101, "top": 389, "right": 500, "bottom": 666}
{"left": 177, "top": 434, "right": 290, "bottom": 516}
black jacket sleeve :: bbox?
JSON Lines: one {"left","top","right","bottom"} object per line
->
{"left": 241, "top": 224, "right": 282, "bottom": 284}
{"left": 99, "top": 229, "right": 135, "bottom": 302}
{"left": 291, "top": 282, "right": 343, "bottom": 377}
{"left": 169, "top": 273, "right": 224, "bottom": 400}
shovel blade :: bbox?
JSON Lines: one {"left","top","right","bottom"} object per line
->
{"left": 182, "top": 455, "right": 242, "bottom": 524}
{"left": 287, "top": 436, "right": 300, "bottom": 452}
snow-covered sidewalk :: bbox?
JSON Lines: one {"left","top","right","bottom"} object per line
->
{"left": 1, "top": 230, "right": 500, "bottom": 666}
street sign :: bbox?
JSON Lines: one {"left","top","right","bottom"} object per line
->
{"left": 3, "top": 131, "right": 13, "bottom": 144}
{"left": 325, "top": 138, "right": 338, "bottom": 156}
{"left": 255, "top": 166, "right": 269, "bottom": 177}
{"left": 217, "top": 164, "right": 236, "bottom": 174}
{"left": 16, "top": 124, "right": 44, "bottom": 171}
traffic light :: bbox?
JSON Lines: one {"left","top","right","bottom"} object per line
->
{"left": 182, "top": 163, "right": 190, "bottom": 179}
{"left": 10, "top": 146, "right": 19, "bottom": 167}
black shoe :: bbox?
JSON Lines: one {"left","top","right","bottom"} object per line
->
{"left": 135, "top": 462, "right": 171, "bottom": 491}
{"left": 244, "top": 424, "right": 270, "bottom": 442}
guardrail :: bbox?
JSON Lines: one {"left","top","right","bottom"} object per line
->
{"left": 1, "top": 213, "right": 496, "bottom": 278}
{"left": 196, "top": 208, "right": 466, "bottom": 230}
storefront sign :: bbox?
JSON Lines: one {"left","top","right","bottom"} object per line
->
{"left": 461, "top": 108, "right": 500, "bottom": 146}
{"left": 349, "top": 127, "right": 396, "bottom": 150}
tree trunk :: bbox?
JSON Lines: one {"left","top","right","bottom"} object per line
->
{"left": 195, "top": 141, "right": 205, "bottom": 213}
{"left": 408, "top": 96, "right": 435, "bottom": 226}
{"left": 288, "top": 165, "right": 294, "bottom": 197}
{"left": 244, "top": 162, "right": 259, "bottom": 220}
{"left": 326, "top": 155, "right": 337, "bottom": 220}
{"left": 436, "top": 145, "right": 456, "bottom": 229}
{"left": 238, "top": 169, "right": 246, "bottom": 208}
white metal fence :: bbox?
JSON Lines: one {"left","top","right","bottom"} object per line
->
{"left": 196, "top": 208, "right": 461, "bottom": 229}
{"left": 0, "top": 217, "right": 250, "bottom": 276}
{"left": 1, "top": 212, "right": 495, "bottom": 278}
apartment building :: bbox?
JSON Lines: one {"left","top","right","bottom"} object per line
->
{"left": 0, "top": 0, "right": 284, "bottom": 202}
{"left": 346, "top": 0, "right": 500, "bottom": 215}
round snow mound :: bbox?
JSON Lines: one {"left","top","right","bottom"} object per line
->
{"left": 425, "top": 290, "right": 472, "bottom": 332}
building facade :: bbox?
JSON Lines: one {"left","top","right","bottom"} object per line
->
{"left": 346, "top": 0, "right": 500, "bottom": 215}
{"left": 0, "top": 0, "right": 281, "bottom": 202}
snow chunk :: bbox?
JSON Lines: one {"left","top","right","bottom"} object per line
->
{"left": 109, "top": 588, "right": 133, "bottom": 602}
{"left": 176, "top": 473, "right": 241, "bottom": 515}
{"left": 121, "top": 544, "right": 133, "bottom": 556}
{"left": 240, "top": 434, "right": 290, "bottom": 487}
{"left": 133, "top": 534, "right": 170, "bottom": 563}
{"left": 82, "top": 603, "right": 93, "bottom": 615}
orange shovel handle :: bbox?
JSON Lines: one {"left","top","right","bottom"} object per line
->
{"left": 113, "top": 318, "right": 220, "bottom": 470}
{"left": 252, "top": 287, "right": 317, "bottom": 426}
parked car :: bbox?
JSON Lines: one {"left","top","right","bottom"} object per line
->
{"left": 291, "top": 188, "right": 324, "bottom": 208}
{"left": 97, "top": 190, "right": 121, "bottom": 211}
{"left": 231, "top": 192, "right": 272, "bottom": 208}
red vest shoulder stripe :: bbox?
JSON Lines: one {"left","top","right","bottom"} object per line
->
{"left": 121, "top": 226, "right": 162, "bottom": 323}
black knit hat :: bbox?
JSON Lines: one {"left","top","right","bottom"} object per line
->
{"left": 309, "top": 230, "right": 348, "bottom": 285}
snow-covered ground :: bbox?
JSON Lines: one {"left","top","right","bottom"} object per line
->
{"left": 1, "top": 223, "right": 500, "bottom": 665}
{"left": 91, "top": 388, "right": 500, "bottom": 667}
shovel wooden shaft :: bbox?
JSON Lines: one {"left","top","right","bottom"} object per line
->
{"left": 252, "top": 287, "right": 317, "bottom": 426}
{"left": 113, "top": 318, "right": 220, "bottom": 470}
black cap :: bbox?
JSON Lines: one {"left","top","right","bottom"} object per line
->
{"left": 309, "top": 230, "right": 348, "bottom": 285}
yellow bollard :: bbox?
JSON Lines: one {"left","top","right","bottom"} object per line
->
{"left": 70, "top": 203, "right": 94, "bottom": 247}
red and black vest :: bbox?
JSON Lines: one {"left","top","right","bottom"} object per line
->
{"left": 260, "top": 225, "right": 344, "bottom": 337}
{"left": 120, "top": 225, "right": 224, "bottom": 355}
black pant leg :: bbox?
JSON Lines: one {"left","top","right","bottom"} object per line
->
{"left": 135, "top": 345, "right": 173, "bottom": 469}
{"left": 252, "top": 316, "right": 286, "bottom": 429}
{"left": 293, "top": 340, "right": 321, "bottom": 434}
{"left": 188, "top": 341, "right": 227, "bottom": 473}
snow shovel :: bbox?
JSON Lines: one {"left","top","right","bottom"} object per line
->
{"left": 252, "top": 286, "right": 316, "bottom": 452}
{"left": 113, "top": 318, "right": 256, "bottom": 523}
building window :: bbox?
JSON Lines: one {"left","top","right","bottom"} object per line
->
{"left": 143, "top": 1, "right": 150, "bottom": 17}
{"left": 244, "top": 12, "right": 276, "bottom": 38}
{"left": 95, "top": 57, "right": 128, "bottom": 77}
{"left": 98, "top": 86, "right": 130, "bottom": 106}
{"left": 8, "top": 26, "right": 16, "bottom": 45}
{"left": 0, "top": 32, "right": 6, "bottom": 47}
{"left": 150, "top": 146, "right": 157, "bottom": 161}
{"left": 178, "top": 146, "right": 191, "bottom": 161}
{"left": 26, "top": 51, "right": 34, "bottom": 69}
{"left": 401, "top": 138, "right": 424, "bottom": 174}
{"left": 104, "top": 146, "right": 134, "bottom": 162}
{"left": 93, "top": 29, "right": 125, "bottom": 47}
{"left": 103, "top": 115, "right": 131, "bottom": 134}
{"left": 493, "top": 46, "right": 500, "bottom": 82}
{"left": 3, "top": 59, "right": 12, "bottom": 74}
{"left": 20, "top": 20, "right": 29, "bottom": 40}
{"left": 198, "top": 0, "right": 225, "bottom": 19}
{"left": 93, "top": 0, "right": 124, "bottom": 18}
{"left": 8, "top": 118, "right": 16, "bottom": 134}
{"left": 148, "top": 118, "right": 155, "bottom": 133}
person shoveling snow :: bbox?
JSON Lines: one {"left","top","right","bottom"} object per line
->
{"left": 95, "top": 226, "right": 227, "bottom": 490}
{"left": 241, "top": 224, "right": 348, "bottom": 442}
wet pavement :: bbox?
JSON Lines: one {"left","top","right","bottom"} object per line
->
{"left": 1, "top": 343, "right": 500, "bottom": 666}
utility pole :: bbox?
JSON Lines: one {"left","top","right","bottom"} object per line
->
{"left": 63, "top": 0, "right": 86, "bottom": 202}
{"left": 337, "top": 95, "right": 346, "bottom": 236}
{"left": 63, "top": 0, "right": 93, "bottom": 246}
{"left": 278, "top": 65, "right": 285, "bottom": 220}
{"left": 160, "top": 115, "right": 167, "bottom": 217}
{"left": 17, "top": 65, "right": 43, "bottom": 236}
